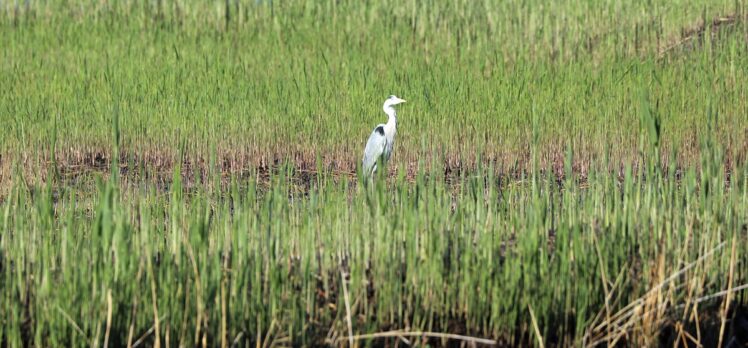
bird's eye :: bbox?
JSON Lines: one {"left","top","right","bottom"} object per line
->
{"left": 389, "top": 95, "right": 395, "bottom": 99}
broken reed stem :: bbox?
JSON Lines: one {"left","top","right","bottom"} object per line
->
{"left": 687, "top": 283, "right": 748, "bottom": 305}
{"left": 55, "top": 305, "right": 89, "bottom": 344}
{"left": 657, "top": 15, "right": 740, "bottom": 59}
{"left": 261, "top": 319, "right": 276, "bottom": 348}
{"left": 131, "top": 315, "right": 168, "bottom": 348}
{"left": 528, "top": 304, "right": 545, "bottom": 348}
{"left": 339, "top": 330, "right": 497, "bottom": 346}
{"left": 232, "top": 331, "right": 244, "bottom": 347}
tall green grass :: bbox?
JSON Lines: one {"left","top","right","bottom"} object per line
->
{"left": 1, "top": 0, "right": 746, "bottom": 175}
{"left": 2, "top": 135, "right": 747, "bottom": 346}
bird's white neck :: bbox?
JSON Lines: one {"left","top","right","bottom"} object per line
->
{"left": 383, "top": 105, "right": 397, "bottom": 127}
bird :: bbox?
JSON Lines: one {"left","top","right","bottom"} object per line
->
{"left": 361, "top": 95, "right": 406, "bottom": 180}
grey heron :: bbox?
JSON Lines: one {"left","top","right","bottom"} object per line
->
{"left": 361, "top": 95, "right": 407, "bottom": 179}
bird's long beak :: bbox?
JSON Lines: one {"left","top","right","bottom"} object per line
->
{"left": 399, "top": 98, "right": 407, "bottom": 103}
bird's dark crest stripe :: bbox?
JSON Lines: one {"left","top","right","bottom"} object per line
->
{"left": 375, "top": 125, "right": 385, "bottom": 136}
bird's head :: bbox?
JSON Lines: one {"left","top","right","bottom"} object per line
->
{"left": 383, "top": 95, "right": 406, "bottom": 108}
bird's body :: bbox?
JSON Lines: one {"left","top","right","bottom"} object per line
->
{"left": 362, "top": 95, "right": 406, "bottom": 180}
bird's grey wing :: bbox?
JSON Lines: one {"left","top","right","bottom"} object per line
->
{"left": 362, "top": 125, "right": 386, "bottom": 175}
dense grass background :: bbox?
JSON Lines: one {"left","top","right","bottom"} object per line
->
{"left": 1, "top": 0, "right": 747, "bottom": 176}
{"left": 1, "top": 0, "right": 748, "bottom": 347}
